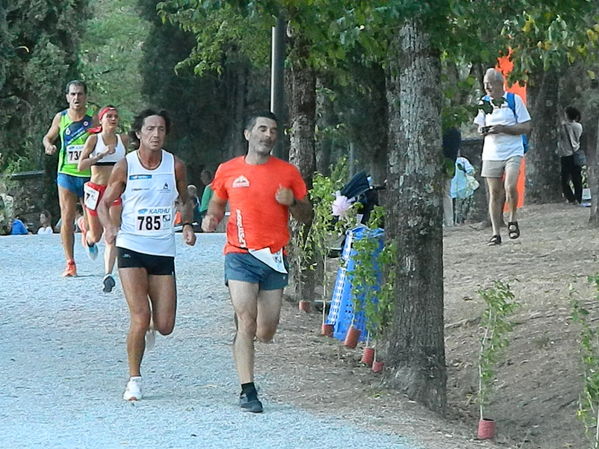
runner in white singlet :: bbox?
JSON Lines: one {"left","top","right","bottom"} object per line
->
{"left": 97, "top": 109, "right": 196, "bottom": 401}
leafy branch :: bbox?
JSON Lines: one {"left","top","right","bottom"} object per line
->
{"left": 289, "top": 158, "right": 356, "bottom": 309}
{"left": 477, "top": 280, "right": 519, "bottom": 421}
{"left": 350, "top": 206, "right": 395, "bottom": 346}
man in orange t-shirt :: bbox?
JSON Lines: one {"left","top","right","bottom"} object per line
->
{"left": 202, "top": 111, "right": 312, "bottom": 413}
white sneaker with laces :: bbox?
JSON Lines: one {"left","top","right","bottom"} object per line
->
{"left": 123, "top": 376, "right": 143, "bottom": 401}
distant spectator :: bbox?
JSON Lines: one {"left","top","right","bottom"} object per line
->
{"left": 451, "top": 156, "right": 479, "bottom": 223}
{"left": 199, "top": 169, "right": 214, "bottom": 221}
{"left": 10, "top": 217, "right": 29, "bottom": 235}
{"left": 37, "top": 210, "right": 54, "bottom": 235}
{"left": 0, "top": 193, "right": 15, "bottom": 235}
{"left": 187, "top": 184, "right": 201, "bottom": 224}
{"left": 557, "top": 106, "right": 584, "bottom": 204}
{"left": 442, "top": 127, "right": 461, "bottom": 227}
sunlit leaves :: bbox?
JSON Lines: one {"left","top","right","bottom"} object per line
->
{"left": 157, "top": 0, "right": 270, "bottom": 76}
{"left": 79, "top": 0, "right": 149, "bottom": 127}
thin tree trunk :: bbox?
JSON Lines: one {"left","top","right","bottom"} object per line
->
{"left": 287, "top": 34, "right": 316, "bottom": 303}
{"left": 588, "top": 115, "right": 599, "bottom": 226}
{"left": 383, "top": 19, "right": 447, "bottom": 414}
{"left": 315, "top": 77, "right": 333, "bottom": 174}
{"left": 222, "top": 63, "right": 248, "bottom": 160}
{"left": 526, "top": 68, "right": 562, "bottom": 203}
{"left": 365, "top": 64, "right": 388, "bottom": 184}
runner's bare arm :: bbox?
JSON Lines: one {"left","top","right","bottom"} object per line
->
{"left": 202, "top": 193, "right": 227, "bottom": 232}
{"left": 97, "top": 159, "right": 127, "bottom": 244}
{"left": 289, "top": 197, "right": 313, "bottom": 224}
{"left": 275, "top": 186, "right": 313, "bottom": 224}
{"left": 42, "top": 113, "right": 61, "bottom": 155}
{"left": 174, "top": 157, "right": 196, "bottom": 246}
{"left": 77, "top": 135, "right": 99, "bottom": 172}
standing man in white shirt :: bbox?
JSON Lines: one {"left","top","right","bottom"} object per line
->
{"left": 97, "top": 109, "right": 196, "bottom": 401}
{"left": 474, "top": 68, "right": 532, "bottom": 246}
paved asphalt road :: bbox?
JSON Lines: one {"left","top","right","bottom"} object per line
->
{"left": 0, "top": 233, "right": 419, "bottom": 449}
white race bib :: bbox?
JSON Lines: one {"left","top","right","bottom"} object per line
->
{"left": 135, "top": 206, "right": 173, "bottom": 233}
{"left": 249, "top": 248, "right": 287, "bottom": 273}
{"left": 83, "top": 184, "right": 100, "bottom": 210}
{"left": 67, "top": 144, "right": 84, "bottom": 163}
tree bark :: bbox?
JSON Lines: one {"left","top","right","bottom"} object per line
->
{"left": 587, "top": 115, "right": 599, "bottom": 226}
{"left": 360, "top": 64, "right": 388, "bottom": 185}
{"left": 287, "top": 34, "right": 316, "bottom": 303}
{"left": 525, "top": 68, "right": 562, "bottom": 203}
{"left": 315, "top": 77, "right": 333, "bottom": 175}
{"left": 383, "top": 19, "right": 447, "bottom": 414}
{"left": 222, "top": 63, "right": 249, "bottom": 161}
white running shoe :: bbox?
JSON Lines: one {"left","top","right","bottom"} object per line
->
{"left": 123, "top": 376, "right": 143, "bottom": 401}
{"left": 145, "top": 327, "right": 156, "bottom": 352}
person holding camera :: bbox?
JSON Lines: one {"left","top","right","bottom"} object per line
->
{"left": 474, "top": 68, "right": 531, "bottom": 246}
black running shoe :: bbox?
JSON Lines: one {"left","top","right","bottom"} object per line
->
{"left": 239, "top": 392, "right": 263, "bottom": 413}
{"left": 103, "top": 274, "right": 116, "bottom": 293}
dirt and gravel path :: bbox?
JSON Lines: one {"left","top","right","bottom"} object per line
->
{"left": 5, "top": 203, "right": 584, "bottom": 449}
{"left": 0, "top": 233, "right": 419, "bottom": 449}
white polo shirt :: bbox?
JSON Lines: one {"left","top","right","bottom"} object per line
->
{"left": 474, "top": 93, "right": 531, "bottom": 161}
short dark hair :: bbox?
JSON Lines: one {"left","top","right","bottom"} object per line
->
{"left": 565, "top": 106, "right": 581, "bottom": 122}
{"left": 244, "top": 111, "right": 278, "bottom": 132}
{"left": 129, "top": 108, "right": 171, "bottom": 149}
{"left": 65, "top": 80, "right": 87, "bottom": 94}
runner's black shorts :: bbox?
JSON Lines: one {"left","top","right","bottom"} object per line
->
{"left": 117, "top": 247, "right": 175, "bottom": 276}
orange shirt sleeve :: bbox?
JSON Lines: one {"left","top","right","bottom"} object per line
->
{"left": 211, "top": 160, "right": 231, "bottom": 200}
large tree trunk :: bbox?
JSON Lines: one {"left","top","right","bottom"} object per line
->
{"left": 287, "top": 34, "right": 316, "bottom": 304}
{"left": 525, "top": 68, "right": 562, "bottom": 203}
{"left": 383, "top": 19, "right": 447, "bottom": 414}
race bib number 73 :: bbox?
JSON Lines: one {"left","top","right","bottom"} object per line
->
{"left": 67, "top": 144, "right": 84, "bottom": 163}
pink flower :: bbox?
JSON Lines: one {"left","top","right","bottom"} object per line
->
{"left": 332, "top": 193, "right": 354, "bottom": 218}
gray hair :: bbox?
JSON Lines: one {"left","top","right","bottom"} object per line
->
{"left": 484, "top": 68, "right": 504, "bottom": 84}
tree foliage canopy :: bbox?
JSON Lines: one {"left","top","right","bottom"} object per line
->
{"left": 0, "top": 0, "right": 91, "bottom": 172}
{"left": 79, "top": 0, "right": 150, "bottom": 128}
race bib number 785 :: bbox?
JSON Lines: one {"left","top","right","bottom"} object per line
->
{"left": 135, "top": 207, "right": 172, "bottom": 232}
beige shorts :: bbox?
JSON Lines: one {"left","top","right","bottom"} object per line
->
{"left": 481, "top": 156, "right": 522, "bottom": 178}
